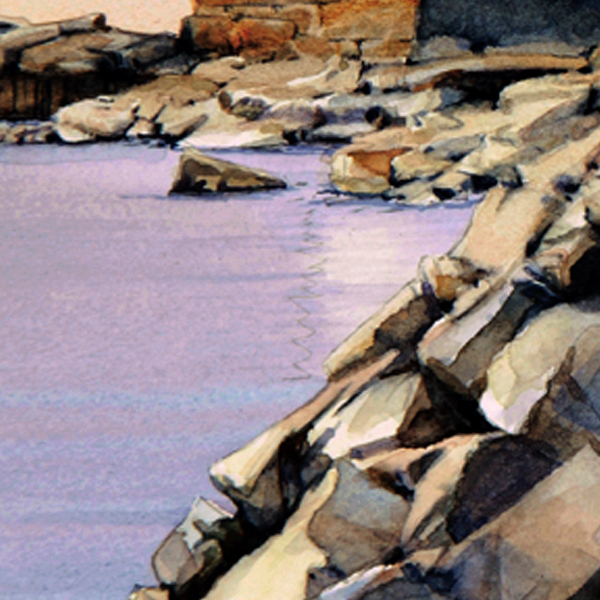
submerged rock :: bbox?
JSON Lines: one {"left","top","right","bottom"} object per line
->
{"left": 169, "top": 148, "right": 286, "bottom": 195}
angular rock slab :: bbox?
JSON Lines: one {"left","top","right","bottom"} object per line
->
{"left": 480, "top": 304, "right": 600, "bottom": 434}
{"left": 307, "top": 459, "right": 410, "bottom": 577}
{"left": 203, "top": 469, "right": 336, "bottom": 600}
{"left": 523, "top": 323, "right": 600, "bottom": 460}
{"left": 169, "top": 147, "right": 286, "bottom": 195}
{"left": 429, "top": 446, "right": 600, "bottom": 600}
{"left": 152, "top": 497, "right": 240, "bottom": 596}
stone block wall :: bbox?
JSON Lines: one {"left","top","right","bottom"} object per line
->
{"left": 185, "top": 0, "right": 420, "bottom": 62}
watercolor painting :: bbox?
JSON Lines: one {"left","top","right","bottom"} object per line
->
{"left": 3, "top": 1, "right": 600, "bottom": 599}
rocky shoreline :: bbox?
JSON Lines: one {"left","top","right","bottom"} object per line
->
{"left": 7, "top": 4, "right": 600, "bottom": 599}
{"left": 130, "top": 60, "right": 600, "bottom": 595}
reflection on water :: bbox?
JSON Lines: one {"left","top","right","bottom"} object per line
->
{"left": 0, "top": 144, "right": 473, "bottom": 600}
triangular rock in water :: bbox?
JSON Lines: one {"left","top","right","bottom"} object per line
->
{"left": 169, "top": 148, "right": 287, "bottom": 195}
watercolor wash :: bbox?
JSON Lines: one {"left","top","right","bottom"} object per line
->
{"left": 2, "top": 1, "right": 600, "bottom": 599}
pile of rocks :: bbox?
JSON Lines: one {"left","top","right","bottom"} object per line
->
{"left": 5, "top": 6, "right": 600, "bottom": 159}
{"left": 130, "top": 55, "right": 600, "bottom": 600}
{"left": 0, "top": 13, "right": 192, "bottom": 123}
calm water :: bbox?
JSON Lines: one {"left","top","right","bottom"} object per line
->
{"left": 0, "top": 143, "right": 473, "bottom": 600}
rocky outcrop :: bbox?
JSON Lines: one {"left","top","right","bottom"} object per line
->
{"left": 0, "top": 13, "right": 192, "bottom": 121}
{"left": 131, "top": 54, "right": 600, "bottom": 600}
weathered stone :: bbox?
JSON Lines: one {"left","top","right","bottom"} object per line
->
{"left": 8, "top": 121, "right": 55, "bottom": 144}
{"left": 213, "top": 54, "right": 360, "bottom": 102}
{"left": 54, "top": 96, "right": 139, "bottom": 143}
{"left": 429, "top": 445, "right": 600, "bottom": 600}
{"left": 118, "top": 34, "right": 179, "bottom": 70}
{"left": 152, "top": 497, "right": 239, "bottom": 596}
{"left": 156, "top": 103, "right": 209, "bottom": 139}
{"left": 360, "top": 54, "right": 588, "bottom": 93}
{"left": 180, "top": 15, "right": 238, "bottom": 56}
{"left": 331, "top": 145, "right": 408, "bottom": 194}
{"left": 421, "top": 134, "right": 484, "bottom": 162}
{"left": 481, "top": 304, "right": 600, "bottom": 434}
{"left": 183, "top": 117, "right": 287, "bottom": 149}
{"left": 236, "top": 19, "right": 298, "bottom": 61}
{"left": 260, "top": 98, "right": 325, "bottom": 131}
{"left": 320, "top": 0, "right": 417, "bottom": 42}
{"left": 169, "top": 147, "right": 286, "bottom": 195}
{"left": 308, "top": 123, "right": 377, "bottom": 144}
{"left": 316, "top": 563, "right": 444, "bottom": 600}
{"left": 364, "top": 434, "right": 490, "bottom": 552}
{"left": 522, "top": 321, "right": 600, "bottom": 453}
{"left": 324, "top": 279, "right": 432, "bottom": 377}
{"left": 418, "top": 278, "right": 548, "bottom": 399}
{"left": 498, "top": 72, "right": 593, "bottom": 110}
{"left": 202, "top": 469, "right": 336, "bottom": 600}
{"left": 307, "top": 373, "right": 423, "bottom": 460}
{"left": 307, "top": 459, "right": 410, "bottom": 581}
{"left": 0, "top": 22, "right": 60, "bottom": 52}
{"left": 20, "top": 33, "right": 120, "bottom": 75}
{"left": 390, "top": 151, "right": 452, "bottom": 186}
{"left": 446, "top": 435, "right": 560, "bottom": 544}
{"left": 278, "top": 4, "right": 321, "bottom": 36}
{"left": 126, "top": 117, "right": 157, "bottom": 138}
{"left": 180, "top": 14, "right": 296, "bottom": 60}
{"left": 229, "top": 95, "right": 269, "bottom": 120}
{"left": 527, "top": 193, "right": 600, "bottom": 296}
{"left": 450, "top": 184, "right": 564, "bottom": 274}
{"left": 209, "top": 352, "right": 398, "bottom": 531}
{"left": 417, "top": 255, "right": 486, "bottom": 305}
{"left": 517, "top": 122, "right": 600, "bottom": 193}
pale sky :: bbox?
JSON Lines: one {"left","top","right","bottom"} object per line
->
{"left": 1, "top": 0, "right": 194, "bottom": 33}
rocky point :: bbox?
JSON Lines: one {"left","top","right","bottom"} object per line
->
{"left": 5, "top": 1, "right": 600, "bottom": 598}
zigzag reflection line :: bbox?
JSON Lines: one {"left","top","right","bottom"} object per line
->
{"left": 284, "top": 206, "right": 327, "bottom": 381}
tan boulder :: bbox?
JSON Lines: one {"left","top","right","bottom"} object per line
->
{"left": 307, "top": 372, "right": 423, "bottom": 460}
{"left": 364, "top": 434, "right": 490, "bottom": 551}
{"left": 323, "top": 278, "right": 441, "bottom": 378}
{"left": 191, "top": 56, "right": 247, "bottom": 86}
{"left": 527, "top": 191, "right": 599, "bottom": 295}
{"left": 182, "top": 116, "right": 288, "bottom": 149}
{"left": 481, "top": 305, "right": 600, "bottom": 434}
{"left": 54, "top": 96, "right": 139, "bottom": 142}
{"left": 331, "top": 145, "right": 408, "bottom": 194}
{"left": 169, "top": 147, "right": 286, "bottom": 195}
{"left": 390, "top": 151, "right": 452, "bottom": 185}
